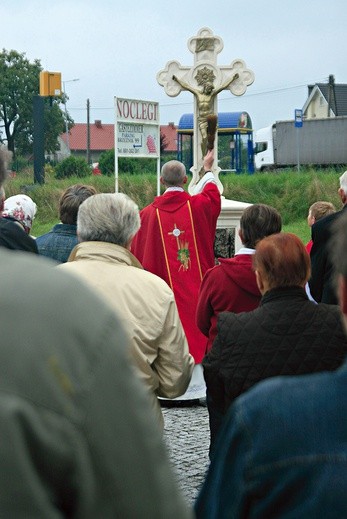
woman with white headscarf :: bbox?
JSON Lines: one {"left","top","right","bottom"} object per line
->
{"left": 0, "top": 194, "right": 38, "bottom": 253}
{"left": 2, "top": 194, "right": 37, "bottom": 234}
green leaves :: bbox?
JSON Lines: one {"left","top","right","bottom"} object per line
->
{"left": 0, "top": 49, "right": 71, "bottom": 157}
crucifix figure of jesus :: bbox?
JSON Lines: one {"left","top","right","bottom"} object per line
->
{"left": 157, "top": 27, "right": 255, "bottom": 193}
{"left": 172, "top": 72, "right": 239, "bottom": 157}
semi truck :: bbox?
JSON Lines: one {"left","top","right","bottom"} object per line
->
{"left": 254, "top": 116, "right": 347, "bottom": 170}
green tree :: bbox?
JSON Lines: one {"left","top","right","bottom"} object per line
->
{"left": 43, "top": 101, "right": 67, "bottom": 155}
{"left": 0, "top": 49, "right": 71, "bottom": 156}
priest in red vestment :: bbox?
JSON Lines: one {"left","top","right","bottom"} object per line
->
{"left": 131, "top": 150, "right": 221, "bottom": 367}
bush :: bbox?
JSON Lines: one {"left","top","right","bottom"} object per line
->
{"left": 98, "top": 149, "right": 115, "bottom": 176}
{"left": 99, "top": 149, "right": 158, "bottom": 175}
{"left": 55, "top": 156, "right": 90, "bottom": 179}
{"left": 10, "top": 156, "right": 33, "bottom": 173}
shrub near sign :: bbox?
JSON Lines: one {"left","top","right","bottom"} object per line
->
{"left": 115, "top": 97, "right": 160, "bottom": 158}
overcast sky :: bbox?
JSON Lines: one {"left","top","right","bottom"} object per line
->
{"left": 2, "top": 0, "right": 346, "bottom": 131}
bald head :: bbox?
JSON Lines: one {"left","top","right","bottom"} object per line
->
{"left": 161, "top": 160, "right": 187, "bottom": 188}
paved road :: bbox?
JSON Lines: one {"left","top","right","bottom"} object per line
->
{"left": 162, "top": 401, "right": 210, "bottom": 505}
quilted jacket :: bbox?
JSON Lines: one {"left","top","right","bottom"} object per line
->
{"left": 203, "top": 286, "right": 347, "bottom": 448}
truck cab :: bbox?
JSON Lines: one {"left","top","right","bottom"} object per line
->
{"left": 254, "top": 125, "right": 275, "bottom": 170}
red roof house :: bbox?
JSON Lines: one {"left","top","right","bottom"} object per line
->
{"left": 160, "top": 122, "right": 178, "bottom": 153}
{"left": 59, "top": 120, "right": 177, "bottom": 162}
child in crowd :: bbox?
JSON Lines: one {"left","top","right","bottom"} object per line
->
{"left": 306, "top": 201, "right": 336, "bottom": 253}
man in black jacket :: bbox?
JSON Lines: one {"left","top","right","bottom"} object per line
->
{"left": 309, "top": 170, "right": 347, "bottom": 303}
{"left": 203, "top": 232, "right": 347, "bottom": 454}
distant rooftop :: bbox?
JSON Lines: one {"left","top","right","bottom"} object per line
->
{"left": 61, "top": 120, "right": 177, "bottom": 152}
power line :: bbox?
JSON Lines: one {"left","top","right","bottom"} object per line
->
{"left": 69, "top": 79, "right": 326, "bottom": 112}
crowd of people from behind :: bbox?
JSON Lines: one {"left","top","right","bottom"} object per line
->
{"left": 1, "top": 144, "right": 347, "bottom": 517}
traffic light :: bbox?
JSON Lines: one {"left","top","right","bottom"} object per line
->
{"left": 39, "top": 71, "right": 62, "bottom": 96}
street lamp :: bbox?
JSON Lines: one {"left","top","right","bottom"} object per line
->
{"left": 63, "top": 78, "right": 79, "bottom": 154}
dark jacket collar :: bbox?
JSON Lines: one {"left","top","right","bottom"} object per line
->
{"left": 261, "top": 286, "right": 308, "bottom": 306}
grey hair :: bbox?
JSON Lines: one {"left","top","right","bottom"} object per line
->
{"left": 161, "top": 160, "right": 186, "bottom": 187}
{"left": 77, "top": 193, "right": 140, "bottom": 247}
{"left": 339, "top": 171, "right": 347, "bottom": 195}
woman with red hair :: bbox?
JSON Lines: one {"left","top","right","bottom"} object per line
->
{"left": 203, "top": 232, "right": 347, "bottom": 455}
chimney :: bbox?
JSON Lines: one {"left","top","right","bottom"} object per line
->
{"left": 168, "top": 122, "right": 175, "bottom": 128}
{"left": 308, "top": 85, "right": 314, "bottom": 96}
{"left": 95, "top": 120, "right": 102, "bottom": 128}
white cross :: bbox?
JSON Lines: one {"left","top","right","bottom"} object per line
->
{"left": 157, "top": 27, "right": 255, "bottom": 193}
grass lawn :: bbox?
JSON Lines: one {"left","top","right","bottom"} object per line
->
{"left": 8, "top": 166, "right": 338, "bottom": 245}
{"left": 283, "top": 219, "right": 310, "bottom": 244}
{"left": 32, "top": 217, "right": 311, "bottom": 245}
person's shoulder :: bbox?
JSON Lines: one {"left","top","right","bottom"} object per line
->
{"left": 0, "top": 217, "right": 23, "bottom": 232}
{"left": 143, "top": 197, "right": 162, "bottom": 209}
{"left": 202, "top": 259, "right": 239, "bottom": 283}
{"left": 0, "top": 218, "right": 38, "bottom": 252}
{"left": 36, "top": 228, "right": 56, "bottom": 242}
{"left": 36, "top": 233, "right": 49, "bottom": 244}
{"left": 218, "top": 309, "right": 250, "bottom": 326}
{"left": 198, "top": 182, "right": 220, "bottom": 198}
{"left": 314, "top": 301, "right": 346, "bottom": 323}
{"left": 219, "top": 255, "right": 250, "bottom": 268}
{"left": 193, "top": 182, "right": 221, "bottom": 212}
{"left": 217, "top": 307, "right": 258, "bottom": 338}
{"left": 313, "top": 209, "right": 341, "bottom": 233}
{"left": 1, "top": 251, "right": 123, "bottom": 335}
{"left": 236, "top": 368, "right": 335, "bottom": 421}
{"left": 311, "top": 210, "right": 342, "bottom": 247}
{"left": 139, "top": 201, "right": 157, "bottom": 216}
{"left": 315, "top": 300, "right": 342, "bottom": 312}
{"left": 2, "top": 251, "right": 77, "bottom": 291}
{"left": 203, "top": 262, "right": 224, "bottom": 279}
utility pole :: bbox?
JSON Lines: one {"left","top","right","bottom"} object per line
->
{"left": 33, "top": 95, "right": 45, "bottom": 184}
{"left": 62, "top": 78, "right": 80, "bottom": 154}
{"left": 34, "top": 71, "right": 62, "bottom": 184}
{"left": 86, "top": 98, "right": 91, "bottom": 164}
{"left": 327, "top": 74, "right": 337, "bottom": 117}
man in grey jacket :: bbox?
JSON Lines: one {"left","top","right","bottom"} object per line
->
{"left": 0, "top": 149, "right": 192, "bottom": 518}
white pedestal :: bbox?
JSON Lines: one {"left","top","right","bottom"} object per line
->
{"left": 217, "top": 197, "right": 251, "bottom": 253}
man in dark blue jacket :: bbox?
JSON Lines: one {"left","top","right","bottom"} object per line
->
{"left": 36, "top": 184, "right": 96, "bottom": 263}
